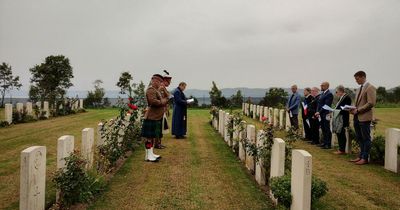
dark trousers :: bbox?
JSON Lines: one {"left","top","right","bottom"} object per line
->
{"left": 337, "top": 127, "right": 347, "bottom": 152}
{"left": 310, "top": 118, "right": 320, "bottom": 144}
{"left": 302, "top": 116, "right": 312, "bottom": 140}
{"left": 289, "top": 114, "right": 299, "bottom": 130}
{"left": 354, "top": 118, "right": 371, "bottom": 160}
{"left": 320, "top": 116, "right": 332, "bottom": 147}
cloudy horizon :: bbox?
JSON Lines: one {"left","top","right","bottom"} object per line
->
{"left": 1, "top": 0, "right": 400, "bottom": 93}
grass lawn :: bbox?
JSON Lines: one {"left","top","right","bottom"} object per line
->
{"left": 0, "top": 108, "right": 118, "bottom": 210}
{"left": 89, "top": 109, "right": 273, "bottom": 210}
{"left": 242, "top": 107, "right": 400, "bottom": 209}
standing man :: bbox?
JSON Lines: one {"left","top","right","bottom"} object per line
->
{"left": 333, "top": 85, "right": 352, "bottom": 155}
{"left": 308, "top": 87, "right": 321, "bottom": 145}
{"left": 350, "top": 71, "right": 376, "bottom": 165}
{"left": 301, "top": 87, "right": 313, "bottom": 141}
{"left": 172, "top": 82, "right": 188, "bottom": 139}
{"left": 141, "top": 74, "right": 168, "bottom": 162}
{"left": 156, "top": 73, "right": 172, "bottom": 149}
{"left": 286, "top": 84, "right": 301, "bottom": 130}
{"left": 315, "top": 82, "right": 333, "bottom": 149}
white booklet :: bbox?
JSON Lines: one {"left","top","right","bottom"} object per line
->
{"left": 341, "top": 105, "right": 356, "bottom": 111}
{"left": 187, "top": 98, "right": 194, "bottom": 103}
{"left": 322, "top": 105, "right": 335, "bottom": 112}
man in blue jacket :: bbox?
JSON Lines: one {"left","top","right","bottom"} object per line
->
{"left": 315, "top": 81, "right": 334, "bottom": 149}
{"left": 286, "top": 85, "right": 301, "bottom": 130}
{"left": 172, "top": 82, "right": 188, "bottom": 139}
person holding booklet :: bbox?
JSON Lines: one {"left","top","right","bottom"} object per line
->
{"left": 172, "top": 82, "right": 191, "bottom": 139}
{"left": 332, "top": 85, "right": 352, "bottom": 155}
{"left": 301, "top": 87, "right": 313, "bottom": 141}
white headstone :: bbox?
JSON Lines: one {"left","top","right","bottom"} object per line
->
{"left": 5, "top": 103, "right": 12, "bottom": 124}
{"left": 285, "top": 111, "right": 291, "bottom": 131}
{"left": 43, "top": 101, "right": 49, "bottom": 118}
{"left": 279, "top": 109, "right": 285, "bottom": 129}
{"left": 269, "top": 108, "right": 273, "bottom": 124}
{"left": 26, "top": 102, "right": 33, "bottom": 116}
{"left": 264, "top": 107, "right": 269, "bottom": 121}
{"left": 20, "top": 146, "right": 46, "bottom": 210}
{"left": 224, "top": 113, "right": 231, "bottom": 145}
{"left": 16, "top": 103, "right": 24, "bottom": 113}
{"left": 80, "top": 99, "right": 84, "bottom": 109}
{"left": 291, "top": 150, "right": 312, "bottom": 210}
{"left": 345, "top": 128, "right": 352, "bottom": 153}
{"left": 57, "top": 135, "right": 74, "bottom": 169}
{"left": 246, "top": 125, "right": 256, "bottom": 172}
{"left": 239, "top": 121, "right": 247, "bottom": 162}
{"left": 253, "top": 105, "right": 257, "bottom": 119}
{"left": 82, "top": 128, "right": 94, "bottom": 169}
{"left": 259, "top": 106, "right": 264, "bottom": 121}
{"left": 97, "top": 123, "right": 105, "bottom": 146}
{"left": 273, "top": 108, "right": 279, "bottom": 128}
{"left": 255, "top": 130, "right": 266, "bottom": 185}
{"left": 232, "top": 121, "right": 239, "bottom": 149}
{"left": 384, "top": 128, "right": 400, "bottom": 173}
{"left": 271, "top": 138, "right": 285, "bottom": 178}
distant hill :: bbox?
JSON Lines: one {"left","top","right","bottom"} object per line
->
{"left": 7, "top": 87, "right": 303, "bottom": 99}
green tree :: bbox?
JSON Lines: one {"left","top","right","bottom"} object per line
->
{"left": 230, "top": 90, "right": 244, "bottom": 108}
{"left": 209, "top": 81, "right": 227, "bottom": 107}
{"left": 260, "top": 88, "right": 288, "bottom": 108}
{"left": 116, "top": 72, "right": 133, "bottom": 95}
{"left": 0, "top": 62, "right": 22, "bottom": 107}
{"left": 29, "top": 55, "right": 74, "bottom": 113}
{"left": 376, "top": 86, "right": 387, "bottom": 103}
{"left": 84, "top": 80, "right": 106, "bottom": 108}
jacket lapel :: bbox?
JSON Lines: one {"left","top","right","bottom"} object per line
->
{"left": 356, "top": 83, "right": 369, "bottom": 105}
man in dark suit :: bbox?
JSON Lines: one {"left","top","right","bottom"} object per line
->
{"left": 286, "top": 84, "right": 301, "bottom": 130}
{"left": 315, "top": 82, "right": 333, "bottom": 149}
{"left": 333, "top": 85, "right": 352, "bottom": 154}
{"left": 350, "top": 71, "right": 376, "bottom": 165}
{"left": 301, "top": 87, "right": 313, "bottom": 141}
{"left": 308, "top": 87, "right": 320, "bottom": 145}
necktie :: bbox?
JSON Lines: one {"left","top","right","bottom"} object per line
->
{"left": 356, "top": 85, "right": 363, "bottom": 105}
{"left": 289, "top": 94, "right": 294, "bottom": 105}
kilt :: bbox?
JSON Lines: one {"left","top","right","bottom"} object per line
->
{"left": 141, "top": 119, "right": 162, "bottom": 138}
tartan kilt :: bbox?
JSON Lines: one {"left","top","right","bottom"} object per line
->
{"left": 141, "top": 119, "right": 162, "bottom": 138}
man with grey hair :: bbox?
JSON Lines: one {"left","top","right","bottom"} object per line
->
{"left": 286, "top": 84, "right": 301, "bottom": 130}
{"left": 333, "top": 85, "right": 352, "bottom": 154}
{"left": 315, "top": 82, "right": 333, "bottom": 149}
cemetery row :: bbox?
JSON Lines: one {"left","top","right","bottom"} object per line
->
{"left": 1, "top": 99, "right": 83, "bottom": 124}
{"left": 211, "top": 106, "right": 312, "bottom": 210}
{"left": 242, "top": 102, "right": 400, "bottom": 174}
{"left": 18, "top": 111, "right": 138, "bottom": 210}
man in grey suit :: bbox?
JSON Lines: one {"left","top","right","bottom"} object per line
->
{"left": 286, "top": 84, "right": 301, "bottom": 130}
{"left": 350, "top": 71, "right": 376, "bottom": 165}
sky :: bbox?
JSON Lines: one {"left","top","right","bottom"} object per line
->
{"left": 1, "top": 0, "right": 400, "bottom": 92}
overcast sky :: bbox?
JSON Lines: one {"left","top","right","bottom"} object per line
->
{"left": 1, "top": 0, "right": 399, "bottom": 92}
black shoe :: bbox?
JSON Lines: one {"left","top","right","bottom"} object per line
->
{"left": 155, "top": 145, "right": 166, "bottom": 149}
{"left": 322, "top": 146, "right": 331, "bottom": 149}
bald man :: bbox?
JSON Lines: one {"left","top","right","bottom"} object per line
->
{"left": 315, "top": 82, "right": 333, "bottom": 149}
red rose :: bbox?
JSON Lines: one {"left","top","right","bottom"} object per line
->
{"left": 128, "top": 104, "right": 138, "bottom": 110}
{"left": 261, "top": 116, "right": 268, "bottom": 122}
{"left": 128, "top": 97, "right": 133, "bottom": 101}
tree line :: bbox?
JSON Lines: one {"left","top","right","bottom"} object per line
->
{"left": 208, "top": 81, "right": 400, "bottom": 108}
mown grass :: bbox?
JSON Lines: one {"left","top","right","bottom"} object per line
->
{"left": 0, "top": 108, "right": 119, "bottom": 210}
{"left": 242, "top": 108, "right": 400, "bottom": 209}
{"left": 89, "top": 109, "right": 273, "bottom": 210}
